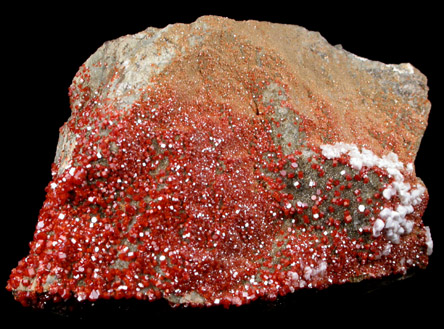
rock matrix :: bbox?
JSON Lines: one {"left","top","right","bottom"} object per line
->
{"left": 7, "top": 16, "right": 432, "bottom": 308}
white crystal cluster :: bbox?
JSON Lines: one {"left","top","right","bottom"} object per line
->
{"left": 320, "top": 143, "right": 432, "bottom": 254}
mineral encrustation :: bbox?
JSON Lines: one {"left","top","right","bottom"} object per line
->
{"left": 7, "top": 16, "right": 433, "bottom": 308}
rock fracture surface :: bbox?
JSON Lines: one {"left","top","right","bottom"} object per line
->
{"left": 7, "top": 16, "right": 433, "bottom": 308}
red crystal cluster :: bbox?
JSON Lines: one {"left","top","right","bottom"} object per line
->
{"left": 6, "top": 62, "right": 430, "bottom": 308}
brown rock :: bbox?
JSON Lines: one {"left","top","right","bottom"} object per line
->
{"left": 7, "top": 16, "right": 432, "bottom": 308}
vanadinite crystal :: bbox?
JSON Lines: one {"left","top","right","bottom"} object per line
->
{"left": 7, "top": 16, "right": 433, "bottom": 308}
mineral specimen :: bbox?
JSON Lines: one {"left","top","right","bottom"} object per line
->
{"left": 7, "top": 15, "right": 433, "bottom": 308}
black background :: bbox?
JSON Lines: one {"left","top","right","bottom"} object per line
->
{"left": 2, "top": 2, "right": 442, "bottom": 326}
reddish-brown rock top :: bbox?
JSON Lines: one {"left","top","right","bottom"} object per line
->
{"left": 7, "top": 15, "right": 432, "bottom": 308}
